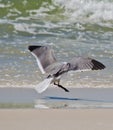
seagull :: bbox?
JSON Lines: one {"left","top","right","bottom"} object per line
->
{"left": 28, "top": 45, "right": 105, "bottom": 93}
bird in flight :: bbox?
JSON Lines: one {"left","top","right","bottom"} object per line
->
{"left": 28, "top": 45, "right": 105, "bottom": 93}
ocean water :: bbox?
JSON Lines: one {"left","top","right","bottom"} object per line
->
{"left": 0, "top": 0, "right": 113, "bottom": 88}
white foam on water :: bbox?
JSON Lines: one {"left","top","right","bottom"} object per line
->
{"left": 0, "top": 3, "right": 11, "bottom": 8}
{"left": 14, "top": 23, "right": 37, "bottom": 34}
{"left": 53, "top": 0, "right": 113, "bottom": 25}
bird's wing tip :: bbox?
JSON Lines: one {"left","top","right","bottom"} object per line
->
{"left": 28, "top": 45, "right": 43, "bottom": 52}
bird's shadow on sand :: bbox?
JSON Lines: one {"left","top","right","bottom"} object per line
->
{"left": 44, "top": 96, "right": 113, "bottom": 103}
{"left": 45, "top": 96, "right": 79, "bottom": 101}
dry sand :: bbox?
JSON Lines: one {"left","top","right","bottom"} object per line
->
{"left": 0, "top": 109, "right": 113, "bottom": 130}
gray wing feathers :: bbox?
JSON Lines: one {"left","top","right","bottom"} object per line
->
{"left": 28, "top": 46, "right": 57, "bottom": 73}
{"left": 28, "top": 46, "right": 105, "bottom": 74}
{"left": 69, "top": 57, "right": 105, "bottom": 71}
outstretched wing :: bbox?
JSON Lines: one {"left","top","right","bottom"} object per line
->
{"left": 69, "top": 57, "right": 105, "bottom": 72}
{"left": 28, "top": 45, "right": 57, "bottom": 74}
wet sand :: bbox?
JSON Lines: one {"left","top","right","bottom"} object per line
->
{"left": 0, "top": 109, "right": 113, "bottom": 130}
{"left": 0, "top": 88, "right": 113, "bottom": 108}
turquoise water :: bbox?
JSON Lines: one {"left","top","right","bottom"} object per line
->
{"left": 0, "top": 0, "right": 113, "bottom": 88}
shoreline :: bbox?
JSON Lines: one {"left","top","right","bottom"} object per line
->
{"left": 0, "top": 109, "right": 113, "bottom": 130}
{"left": 0, "top": 87, "right": 113, "bottom": 109}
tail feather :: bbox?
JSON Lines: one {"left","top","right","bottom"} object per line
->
{"left": 35, "top": 78, "right": 53, "bottom": 93}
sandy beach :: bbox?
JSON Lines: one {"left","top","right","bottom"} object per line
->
{"left": 0, "top": 88, "right": 113, "bottom": 130}
{"left": 0, "top": 109, "right": 113, "bottom": 130}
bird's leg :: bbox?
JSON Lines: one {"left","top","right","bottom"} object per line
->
{"left": 54, "top": 80, "right": 69, "bottom": 92}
